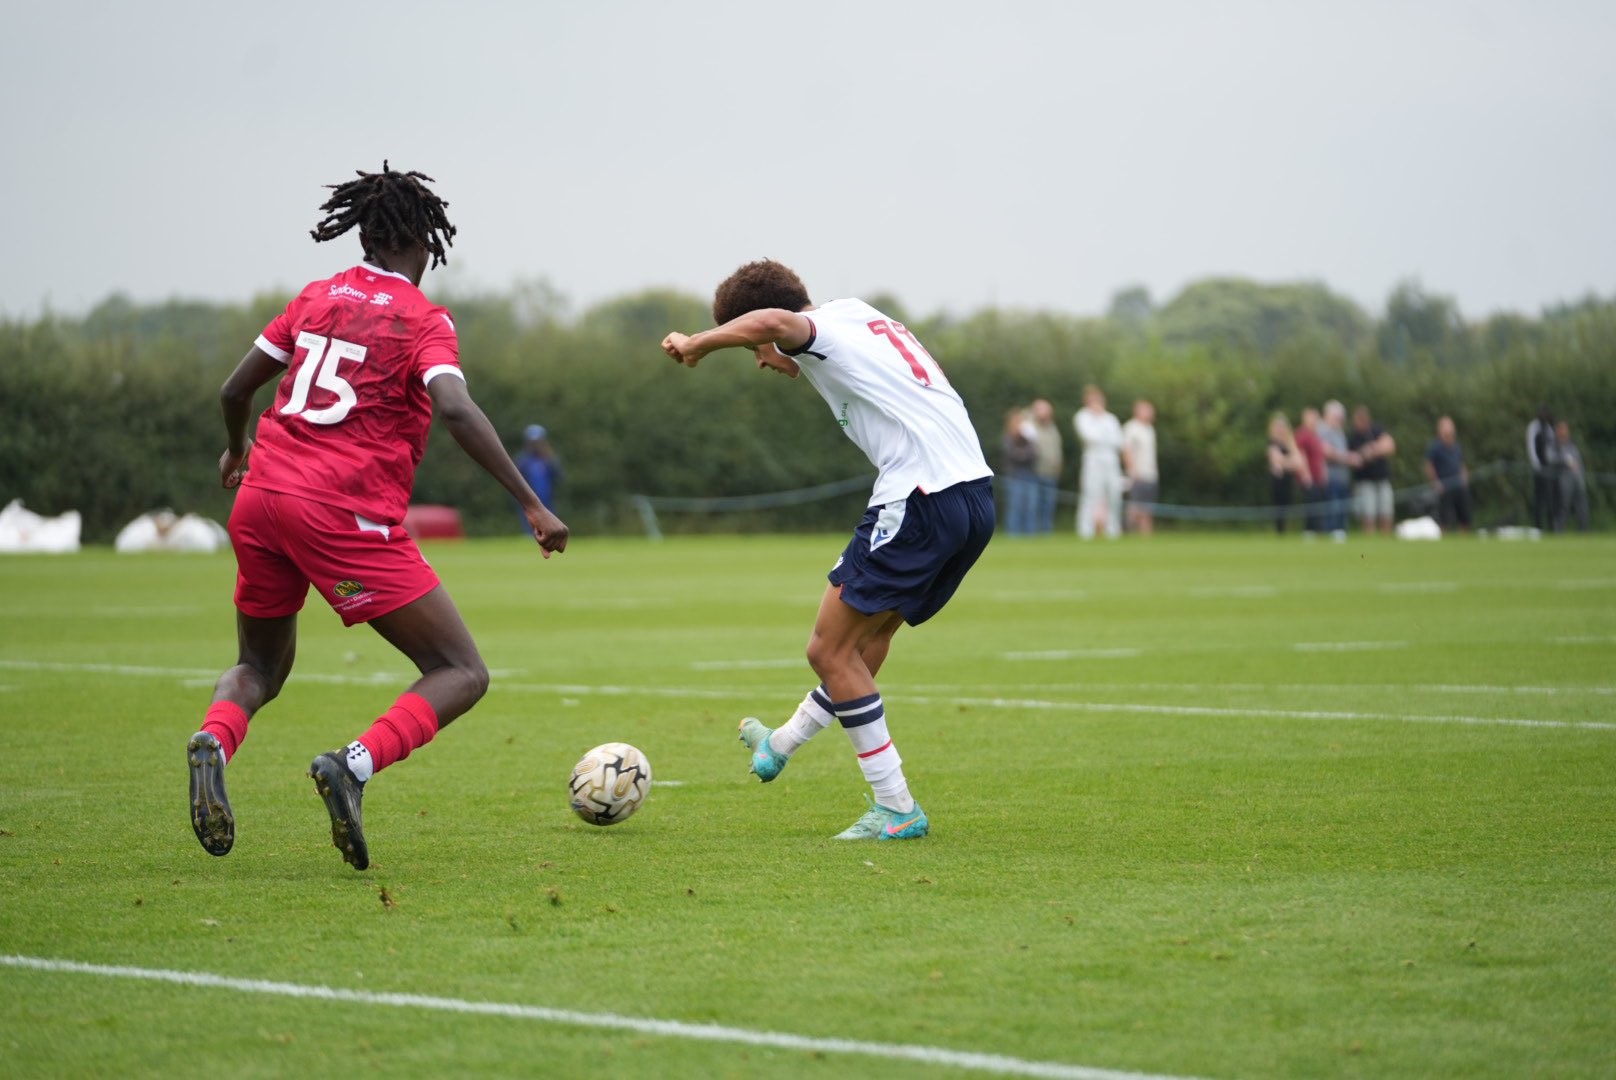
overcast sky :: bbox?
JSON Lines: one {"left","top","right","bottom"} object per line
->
{"left": 3, "top": 0, "right": 1612, "bottom": 322}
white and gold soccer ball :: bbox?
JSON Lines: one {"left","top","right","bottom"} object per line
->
{"left": 568, "top": 742, "right": 652, "bottom": 826}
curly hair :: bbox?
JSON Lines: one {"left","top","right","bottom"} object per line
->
{"left": 712, "top": 259, "right": 811, "bottom": 325}
{"left": 309, "top": 161, "right": 457, "bottom": 268}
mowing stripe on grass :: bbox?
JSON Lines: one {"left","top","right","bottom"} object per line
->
{"left": 0, "top": 955, "right": 1191, "bottom": 1080}
{"left": 690, "top": 658, "right": 805, "bottom": 671}
{"left": 496, "top": 683, "right": 1613, "bottom": 733}
{"left": 4, "top": 660, "right": 1609, "bottom": 732}
{"left": 1293, "top": 640, "right": 1408, "bottom": 652}
{"left": 1187, "top": 585, "right": 1278, "bottom": 598}
{"left": 1004, "top": 649, "right": 1145, "bottom": 661}
{"left": 1375, "top": 582, "right": 1458, "bottom": 594}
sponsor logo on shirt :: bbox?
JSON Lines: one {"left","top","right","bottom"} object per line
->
{"left": 371, "top": 292, "right": 393, "bottom": 307}
{"left": 329, "top": 283, "right": 370, "bottom": 302}
{"left": 838, "top": 403, "right": 851, "bottom": 428}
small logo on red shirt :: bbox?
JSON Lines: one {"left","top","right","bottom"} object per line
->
{"left": 371, "top": 292, "right": 393, "bottom": 307}
{"left": 329, "top": 283, "right": 369, "bottom": 302}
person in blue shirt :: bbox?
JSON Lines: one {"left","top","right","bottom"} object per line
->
{"left": 1423, "top": 415, "right": 1471, "bottom": 533}
{"left": 514, "top": 424, "right": 562, "bottom": 524}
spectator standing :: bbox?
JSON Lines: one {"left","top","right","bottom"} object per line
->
{"left": 1266, "top": 413, "right": 1311, "bottom": 534}
{"left": 1526, "top": 407, "right": 1563, "bottom": 531}
{"left": 1294, "top": 407, "right": 1328, "bottom": 536}
{"left": 1028, "top": 399, "right": 1064, "bottom": 535}
{"left": 514, "top": 424, "right": 563, "bottom": 526}
{"left": 1423, "top": 416, "right": 1472, "bottom": 534}
{"left": 1074, "top": 386, "right": 1123, "bottom": 539}
{"left": 1120, "top": 399, "right": 1158, "bottom": 536}
{"left": 1318, "top": 400, "right": 1353, "bottom": 539}
{"left": 1557, "top": 420, "right": 1590, "bottom": 532}
{"left": 1347, "top": 405, "right": 1396, "bottom": 534}
{"left": 1000, "top": 408, "right": 1038, "bottom": 535}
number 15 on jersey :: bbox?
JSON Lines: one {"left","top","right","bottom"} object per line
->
{"left": 280, "top": 331, "right": 367, "bottom": 425}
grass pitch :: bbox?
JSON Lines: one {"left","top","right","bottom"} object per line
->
{"left": 1, "top": 532, "right": 1613, "bottom": 1078}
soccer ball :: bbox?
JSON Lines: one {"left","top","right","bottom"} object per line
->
{"left": 568, "top": 742, "right": 652, "bottom": 826}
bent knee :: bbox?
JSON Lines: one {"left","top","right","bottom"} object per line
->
{"left": 805, "top": 636, "right": 853, "bottom": 677}
{"left": 463, "top": 659, "right": 491, "bottom": 703}
{"left": 233, "top": 659, "right": 287, "bottom": 704}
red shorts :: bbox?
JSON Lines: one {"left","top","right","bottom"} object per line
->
{"left": 229, "top": 485, "right": 440, "bottom": 626}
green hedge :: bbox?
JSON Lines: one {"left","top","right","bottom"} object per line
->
{"left": 2, "top": 281, "right": 1609, "bottom": 541}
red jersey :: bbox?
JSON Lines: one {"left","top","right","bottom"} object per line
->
{"left": 245, "top": 264, "right": 462, "bottom": 525}
{"left": 1294, "top": 424, "right": 1327, "bottom": 487}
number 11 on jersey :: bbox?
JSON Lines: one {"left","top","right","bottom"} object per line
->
{"left": 867, "top": 319, "right": 948, "bottom": 388}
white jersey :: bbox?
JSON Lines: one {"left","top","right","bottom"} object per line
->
{"left": 1121, "top": 418, "right": 1158, "bottom": 482}
{"left": 1075, "top": 407, "right": 1123, "bottom": 474}
{"left": 784, "top": 298, "right": 992, "bottom": 506}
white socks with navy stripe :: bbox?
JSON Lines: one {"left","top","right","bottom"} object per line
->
{"left": 834, "top": 692, "right": 915, "bottom": 813}
{"left": 768, "top": 687, "right": 837, "bottom": 757}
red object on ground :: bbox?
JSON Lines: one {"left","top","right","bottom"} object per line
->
{"left": 402, "top": 504, "right": 465, "bottom": 540}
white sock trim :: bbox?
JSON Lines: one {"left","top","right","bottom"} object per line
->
{"left": 345, "top": 741, "right": 374, "bottom": 783}
{"left": 770, "top": 691, "right": 838, "bottom": 757}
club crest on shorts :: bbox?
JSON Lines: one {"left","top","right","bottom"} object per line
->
{"left": 332, "top": 579, "right": 365, "bottom": 598}
{"left": 870, "top": 501, "right": 907, "bottom": 552}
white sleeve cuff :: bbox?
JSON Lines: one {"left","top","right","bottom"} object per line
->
{"left": 422, "top": 364, "right": 465, "bottom": 387}
{"left": 255, "top": 335, "right": 291, "bottom": 363}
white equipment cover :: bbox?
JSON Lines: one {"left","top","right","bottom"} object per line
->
{"left": 0, "top": 499, "right": 82, "bottom": 554}
{"left": 1394, "top": 515, "right": 1443, "bottom": 541}
{"left": 114, "top": 510, "right": 229, "bottom": 553}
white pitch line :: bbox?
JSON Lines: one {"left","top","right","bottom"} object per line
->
{"left": 0, "top": 660, "right": 521, "bottom": 688}
{"left": 1554, "top": 635, "right": 1616, "bottom": 645}
{"left": 1293, "top": 641, "right": 1409, "bottom": 652}
{"left": 894, "top": 695, "right": 1616, "bottom": 733}
{"left": 0, "top": 955, "right": 1185, "bottom": 1080}
{"left": 1556, "top": 578, "right": 1616, "bottom": 590}
{"left": 0, "top": 659, "right": 220, "bottom": 678}
{"left": 1004, "top": 649, "right": 1144, "bottom": 661}
{"left": 929, "top": 681, "right": 1616, "bottom": 698}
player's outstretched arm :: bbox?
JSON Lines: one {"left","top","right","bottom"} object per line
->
{"left": 217, "top": 346, "right": 286, "bottom": 487}
{"left": 661, "top": 309, "right": 813, "bottom": 368}
{"left": 429, "top": 376, "right": 569, "bottom": 557}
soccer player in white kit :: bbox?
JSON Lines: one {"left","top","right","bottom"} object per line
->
{"left": 661, "top": 260, "right": 995, "bottom": 840}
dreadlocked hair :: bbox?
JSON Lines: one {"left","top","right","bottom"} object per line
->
{"left": 309, "top": 161, "right": 457, "bottom": 268}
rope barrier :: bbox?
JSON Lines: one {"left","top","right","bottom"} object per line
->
{"left": 627, "top": 460, "right": 1603, "bottom": 536}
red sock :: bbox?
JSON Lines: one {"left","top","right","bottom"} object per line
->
{"left": 201, "top": 701, "right": 250, "bottom": 761}
{"left": 356, "top": 692, "right": 440, "bottom": 775}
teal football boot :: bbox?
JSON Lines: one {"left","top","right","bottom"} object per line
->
{"left": 738, "top": 717, "right": 790, "bottom": 782}
{"left": 833, "top": 795, "right": 929, "bottom": 841}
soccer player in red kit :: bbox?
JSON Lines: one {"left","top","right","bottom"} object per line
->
{"left": 187, "top": 163, "right": 568, "bottom": 870}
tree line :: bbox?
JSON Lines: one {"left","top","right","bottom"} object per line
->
{"left": 1, "top": 277, "right": 1609, "bottom": 542}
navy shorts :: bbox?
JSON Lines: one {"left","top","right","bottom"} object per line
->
{"left": 828, "top": 478, "right": 996, "bottom": 626}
